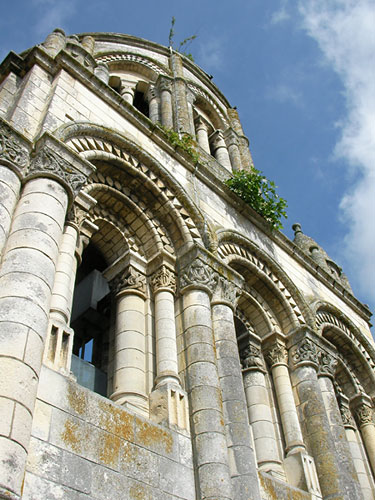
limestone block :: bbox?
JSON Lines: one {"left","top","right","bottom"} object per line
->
{"left": 61, "top": 450, "right": 93, "bottom": 494}
{"left": 159, "top": 457, "right": 196, "bottom": 500}
{"left": 31, "top": 399, "right": 52, "bottom": 441}
{"left": 11, "top": 402, "right": 32, "bottom": 451}
{"left": 90, "top": 466, "right": 131, "bottom": 500}
{"left": 0, "top": 436, "right": 26, "bottom": 497}
{"left": 0, "top": 357, "right": 38, "bottom": 413}
{"left": 0, "top": 396, "right": 14, "bottom": 438}
{"left": 178, "top": 433, "right": 194, "bottom": 468}
{"left": 0, "top": 246, "right": 56, "bottom": 286}
{"left": 197, "top": 462, "right": 232, "bottom": 499}
{"left": 118, "top": 441, "right": 160, "bottom": 487}
{"left": 0, "top": 296, "right": 48, "bottom": 336}
{"left": 22, "top": 472, "right": 89, "bottom": 500}
{"left": 192, "top": 408, "right": 225, "bottom": 435}
{"left": 26, "top": 437, "right": 62, "bottom": 483}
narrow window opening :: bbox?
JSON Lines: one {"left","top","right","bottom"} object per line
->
{"left": 133, "top": 90, "right": 149, "bottom": 117}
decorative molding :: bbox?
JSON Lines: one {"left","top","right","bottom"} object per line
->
{"left": 111, "top": 266, "right": 146, "bottom": 295}
{"left": 0, "top": 122, "right": 29, "bottom": 170}
{"left": 96, "top": 52, "right": 168, "bottom": 76}
{"left": 354, "top": 404, "right": 374, "bottom": 427}
{"left": 151, "top": 265, "right": 176, "bottom": 294}
{"left": 30, "top": 147, "right": 86, "bottom": 196}
{"left": 180, "top": 259, "right": 218, "bottom": 293}
{"left": 187, "top": 83, "right": 229, "bottom": 128}
{"left": 318, "top": 350, "right": 338, "bottom": 378}
{"left": 291, "top": 338, "right": 319, "bottom": 368}
{"left": 265, "top": 340, "right": 288, "bottom": 367}
{"left": 241, "top": 341, "right": 265, "bottom": 371}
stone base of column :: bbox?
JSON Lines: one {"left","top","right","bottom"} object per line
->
{"left": 284, "top": 451, "right": 322, "bottom": 499}
{"left": 43, "top": 318, "right": 74, "bottom": 374}
{"left": 110, "top": 391, "right": 149, "bottom": 418}
{"left": 258, "top": 461, "right": 286, "bottom": 481}
{"left": 150, "top": 383, "right": 189, "bottom": 432}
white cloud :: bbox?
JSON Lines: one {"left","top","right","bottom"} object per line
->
{"left": 266, "top": 83, "right": 303, "bottom": 107}
{"left": 270, "top": 0, "right": 291, "bottom": 25}
{"left": 197, "top": 37, "right": 225, "bottom": 72}
{"left": 31, "top": 0, "right": 77, "bottom": 37}
{"left": 298, "top": 0, "right": 375, "bottom": 303}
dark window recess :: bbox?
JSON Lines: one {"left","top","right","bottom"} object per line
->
{"left": 71, "top": 244, "right": 111, "bottom": 397}
{"left": 133, "top": 90, "right": 149, "bottom": 117}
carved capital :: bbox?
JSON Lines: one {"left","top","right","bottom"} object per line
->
{"left": 355, "top": 404, "right": 374, "bottom": 427}
{"left": 290, "top": 338, "right": 319, "bottom": 369}
{"left": 151, "top": 265, "right": 176, "bottom": 294}
{"left": 212, "top": 275, "right": 241, "bottom": 307}
{"left": 29, "top": 147, "right": 86, "bottom": 196}
{"left": 318, "top": 350, "right": 338, "bottom": 378}
{"left": 339, "top": 404, "right": 356, "bottom": 429}
{"left": 0, "top": 121, "right": 29, "bottom": 171}
{"left": 179, "top": 259, "right": 218, "bottom": 294}
{"left": 158, "top": 77, "right": 172, "bottom": 93}
{"left": 147, "top": 85, "right": 159, "bottom": 101}
{"left": 241, "top": 341, "right": 265, "bottom": 371}
{"left": 111, "top": 266, "right": 146, "bottom": 296}
{"left": 265, "top": 340, "right": 288, "bottom": 367}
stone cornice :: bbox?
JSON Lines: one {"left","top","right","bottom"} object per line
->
{"left": 287, "top": 326, "right": 338, "bottom": 371}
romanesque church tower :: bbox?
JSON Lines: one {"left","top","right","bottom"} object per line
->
{"left": 0, "top": 30, "right": 374, "bottom": 500}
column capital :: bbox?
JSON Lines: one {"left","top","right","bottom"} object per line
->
{"left": 110, "top": 265, "right": 147, "bottom": 298}
{"left": 338, "top": 394, "right": 356, "bottom": 429}
{"left": 351, "top": 394, "right": 374, "bottom": 428}
{"left": 0, "top": 119, "right": 31, "bottom": 176}
{"left": 151, "top": 264, "right": 176, "bottom": 294}
{"left": 157, "top": 75, "right": 173, "bottom": 93}
{"left": 287, "top": 326, "right": 334, "bottom": 370}
{"left": 223, "top": 127, "right": 240, "bottom": 147}
{"left": 210, "top": 129, "right": 226, "bottom": 150}
{"left": 211, "top": 275, "right": 241, "bottom": 309}
{"left": 240, "top": 336, "right": 266, "bottom": 372}
{"left": 147, "top": 84, "right": 159, "bottom": 102}
{"left": 179, "top": 258, "right": 218, "bottom": 296}
{"left": 28, "top": 133, "right": 94, "bottom": 205}
{"left": 317, "top": 349, "right": 338, "bottom": 379}
{"left": 263, "top": 333, "right": 288, "bottom": 367}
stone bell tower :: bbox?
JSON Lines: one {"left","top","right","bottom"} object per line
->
{"left": 0, "top": 29, "right": 374, "bottom": 500}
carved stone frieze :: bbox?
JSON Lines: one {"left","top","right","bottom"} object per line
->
{"left": 180, "top": 259, "right": 218, "bottom": 293}
{"left": 291, "top": 338, "right": 319, "bottom": 368}
{"left": 151, "top": 265, "right": 176, "bottom": 294}
{"left": 318, "top": 350, "right": 338, "bottom": 378}
{"left": 355, "top": 404, "right": 374, "bottom": 427}
{"left": 111, "top": 266, "right": 146, "bottom": 295}
{"left": 265, "top": 340, "right": 288, "bottom": 367}
{"left": 0, "top": 123, "right": 29, "bottom": 170}
{"left": 212, "top": 276, "right": 241, "bottom": 306}
{"left": 241, "top": 341, "right": 265, "bottom": 371}
{"left": 30, "top": 147, "right": 86, "bottom": 196}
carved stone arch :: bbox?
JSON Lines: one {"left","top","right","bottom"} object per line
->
{"left": 87, "top": 216, "right": 130, "bottom": 266}
{"left": 187, "top": 82, "right": 229, "bottom": 130}
{"left": 95, "top": 52, "right": 171, "bottom": 81}
{"left": 54, "top": 122, "right": 215, "bottom": 252}
{"left": 313, "top": 301, "right": 375, "bottom": 397}
{"left": 83, "top": 182, "right": 164, "bottom": 261}
{"left": 217, "top": 230, "right": 314, "bottom": 333}
{"left": 335, "top": 355, "right": 365, "bottom": 400}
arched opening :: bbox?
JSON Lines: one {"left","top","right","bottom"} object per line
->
{"left": 70, "top": 242, "right": 111, "bottom": 397}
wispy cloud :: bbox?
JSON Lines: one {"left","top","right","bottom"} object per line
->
{"left": 298, "top": 0, "right": 375, "bottom": 303}
{"left": 197, "top": 37, "right": 225, "bottom": 72}
{"left": 31, "top": 0, "right": 77, "bottom": 37}
{"left": 270, "top": 0, "right": 291, "bottom": 25}
{"left": 266, "top": 83, "right": 303, "bottom": 107}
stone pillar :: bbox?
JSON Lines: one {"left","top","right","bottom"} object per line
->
{"left": 149, "top": 264, "right": 189, "bottom": 430}
{"left": 186, "top": 89, "right": 196, "bottom": 136}
{"left": 170, "top": 53, "right": 191, "bottom": 134}
{"left": 289, "top": 329, "right": 356, "bottom": 499}
{"left": 224, "top": 129, "right": 242, "bottom": 171}
{"left": 158, "top": 77, "right": 174, "bottom": 129}
{"left": 352, "top": 395, "right": 375, "bottom": 477}
{"left": 110, "top": 266, "right": 148, "bottom": 417}
{"left": 339, "top": 396, "right": 375, "bottom": 500}
{"left": 180, "top": 258, "right": 233, "bottom": 500}
{"left": 42, "top": 28, "right": 66, "bottom": 57}
{"left": 227, "top": 108, "right": 254, "bottom": 170}
{"left": 195, "top": 116, "right": 211, "bottom": 154}
{"left": 212, "top": 278, "right": 261, "bottom": 500}
{"left": 94, "top": 62, "right": 110, "bottom": 84}
{"left": 44, "top": 192, "right": 98, "bottom": 373}
{"left": 0, "top": 120, "right": 30, "bottom": 257}
{"left": 241, "top": 337, "right": 284, "bottom": 480}
{"left": 211, "top": 130, "right": 232, "bottom": 170}
{"left": 120, "top": 80, "right": 135, "bottom": 104}
{"left": 318, "top": 352, "right": 363, "bottom": 499}
{"left": 0, "top": 136, "right": 92, "bottom": 499}
{"left": 147, "top": 85, "right": 160, "bottom": 123}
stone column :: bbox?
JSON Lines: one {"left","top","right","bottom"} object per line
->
{"left": 195, "top": 116, "right": 211, "bottom": 154}
{"left": 149, "top": 264, "right": 189, "bottom": 430}
{"left": 110, "top": 266, "right": 148, "bottom": 417}
{"left": 317, "top": 352, "right": 363, "bottom": 499}
{"left": 180, "top": 258, "right": 233, "bottom": 500}
{"left": 289, "top": 329, "right": 356, "bottom": 499}
{"left": 0, "top": 137, "right": 92, "bottom": 499}
{"left": 120, "top": 80, "right": 135, "bottom": 104}
{"left": 94, "top": 62, "right": 110, "bottom": 84}
{"left": 227, "top": 108, "right": 254, "bottom": 170}
{"left": 0, "top": 120, "right": 30, "bottom": 257}
{"left": 170, "top": 53, "right": 191, "bottom": 134}
{"left": 44, "top": 192, "right": 98, "bottom": 373}
{"left": 210, "top": 130, "right": 232, "bottom": 170}
{"left": 158, "top": 77, "right": 174, "bottom": 129}
{"left": 224, "top": 129, "right": 242, "bottom": 171}
{"left": 212, "top": 278, "right": 261, "bottom": 500}
{"left": 339, "top": 396, "right": 375, "bottom": 500}
{"left": 241, "top": 337, "right": 284, "bottom": 480}
{"left": 186, "top": 88, "right": 196, "bottom": 136}
{"left": 42, "top": 28, "right": 66, "bottom": 57}
{"left": 352, "top": 395, "right": 375, "bottom": 477}
{"left": 147, "top": 85, "right": 160, "bottom": 123}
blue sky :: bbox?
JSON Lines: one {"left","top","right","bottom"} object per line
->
{"left": 1, "top": 0, "right": 374, "bottom": 319}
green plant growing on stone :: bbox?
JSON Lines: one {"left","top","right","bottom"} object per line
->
{"left": 160, "top": 124, "right": 200, "bottom": 164}
{"left": 224, "top": 169, "right": 287, "bottom": 230}
{"left": 168, "top": 17, "right": 197, "bottom": 61}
